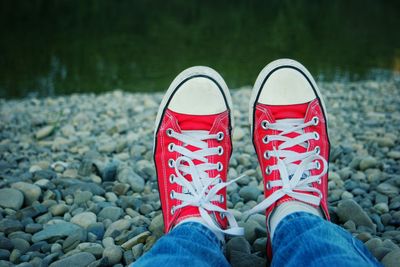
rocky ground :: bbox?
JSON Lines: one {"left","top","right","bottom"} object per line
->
{"left": 0, "top": 79, "right": 400, "bottom": 267}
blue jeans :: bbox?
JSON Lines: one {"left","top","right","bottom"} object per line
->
{"left": 133, "top": 212, "right": 381, "bottom": 267}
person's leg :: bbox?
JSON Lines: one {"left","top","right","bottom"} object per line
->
{"left": 246, "top": 59, "right": 381, "bottom": 265}
{"left": 271, "top": 212, "right": 381, "bottom": 267}
{"left": 133, "top": 222, "right": 230, "bottom": 267}
{"left": 138, "top": 67, "right": 243, "bottom": 266}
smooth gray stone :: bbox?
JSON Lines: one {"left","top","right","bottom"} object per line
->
{"left": 376, "top": 183, "right": 399, "bottom": 198}
{"left": 336, "top": 199, "right": 376, "bottom": 233}
{"left": 117, "top": 167, "right": 144, "bottom": 193}
{"left": 98, "top": 206, "right": 123, "bottom": 222}
{"left": 102, "top": 245, "right": 122, "bottom": 265}
{"left": 33, "top": 170, "right": 57, "bottom": 181}
{"left": 0, "top": 249, "right": 10, "bottom": 260}
{"left": 0, "top": 236, "right": 14, "bottom": 250}
{"left": 32, "top": 222, "right": 81, "bottom": 243}
{"left": 0, "top": 219, "right": 24, "bottom": 234}
{"left": 382, "top": 249, "right": 400, "bottom": 267}
{"left": 229, "top": 251, "right": 266, "bottom": 267}
{"left": 49, "top": 252, "right": 96, "bottom": 267}
{"left": 10, "top": 238, "right": 30, "bottom": 253}
{"left": 0, "top": 260, "right": 13, "bottom": 267}
{"left": 238, "top": 186, "right": 261, "bottom": 202}
{"left": 0, "top": 188, "right": 24, "bottom": 210}
{"left": 226, "top": 237, "right": 251, "bottom": 259}
{"left": 87, "top": 223, "right": 105, "bottom": 240}
{"left": 11, "top": 182, "right": 41, "bottom": 205}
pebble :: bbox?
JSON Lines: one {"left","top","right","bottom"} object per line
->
{"left": 0, "top": 219, "right": 24, "bottom": 234}
{"left": 11, "top": 182, "right": 41, "bottom": 205}
{"left": 149, "top": 213, "right": 164, "bottom": 236}
{"left": 102, "top": 245, "right": 122, "bottom": 265}
{"left": 387, "top": 151, "right": 400, "bottom": 159}
{"left": 381, "top": 249, "right": 400, "bottom": 267}
{"left": 373, "top": 203, "right": 389, "bottom": 214}
{"left": 240, "top": 219, "right": 260, "bottom": 244}
{"left": 49, "top": 204, "right": 69, "bottom": 216}
{"left": 0, "top": 83, "right": 399, "bottom": 266}
{"left": 233, "top": 127, "right": 245, "bottom": 141}
{"left": 104, "top": 219, "right": 131, "bottom": 238}
{"left": 226, "top": 237, "right": 251, "bottom": 259}
{"left": 376, "top": 183, "right": 399, "bottom": 197}
{"left": 0, "top": 249, "right": 10, "bottom": 260}
{"left": 74, "top": 190, "right": 93, "bottom": 204}
{"left": 49, "top": 252, "right": 96, "bottom": 267}
{"left": 239, "top": 186, "right": 261, "bottom": 202}
{"left": 336, "top": 199, "right": 376, "bottom": 232}
{"left": 359, "top": 156, "right": 378, "bottom": 171}
{"left": 117, "top": 167, "right": 145, "bottom": 193}
{"left": 63, "top": 232, "right": 83, "bottom": 252}
{"left": 0, "top": 237, "right": 14, "bottom": 250}
{"left": 10, "top": 238, "right": 30, "bottom": 253}
{"left": 86, "top": 223, "right": 104, "bottom": 240}
{"left": 131, "top": 243, "right": 144, "bottom": 260}
{"left": 32, "top": 222, "right": 81, "bottom": 243}
{"left": 0, "top": 188, "right": 24, "bottom": 210}
{"left": 77, "top": 242, "right": 104, "bottom": 258}
{"left": 71, "top": 212, "right": 97, "bottom": 228}
{"left": 35, "top": 125, "right": 54, "bottom": 140}
{"left": 97, "top": 206, "right": 122, "bottom": 221}
{"left": 121, "top": 231, "right": 150, "bottom": 250}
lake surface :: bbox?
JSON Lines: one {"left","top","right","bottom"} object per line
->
{"left": 1, "top": 0, "right": 400, "bottom": 98}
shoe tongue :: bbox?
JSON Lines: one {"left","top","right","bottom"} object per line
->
{"left": 267, "top": 102, "right": 310, "bottom": 171}
{"left": 267, "top": 102, "right": 309, "bottom": 120}
{"left": 168, "top": 109, "right": 220, "bottom": 131}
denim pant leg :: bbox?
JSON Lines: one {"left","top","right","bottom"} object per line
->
{"left": 132, "top": 222, "right": 230, "bottom": 267}
{"left": 271, "top": 212, "right": 382, "bottom": 267}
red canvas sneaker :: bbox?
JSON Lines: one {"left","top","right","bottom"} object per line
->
{"left": 246, "top": 59, "right": 330, "bottom": 258}
{"left": 154, "top": 66, "right": 243, "bottom": 236}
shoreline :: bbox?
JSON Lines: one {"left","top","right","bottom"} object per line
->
{"left": 0, "top": 79, "right": 400, "bottom": 266}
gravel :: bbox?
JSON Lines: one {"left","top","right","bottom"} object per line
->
{"left": 0, "top": 79, "right": 399, "bottom": 266}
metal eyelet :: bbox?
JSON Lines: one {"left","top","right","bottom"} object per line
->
{"left": 217, "top": 132, "right": 224, "bottom": 141}
{"left": 312, "top": 116, "right": 319, "bottom": 125}
{"left": 168, "top": 143, "right": 174, "bottom": 152}
{"left": 166, "top": 128, "right": 173, "bottom": 137}
{"left": 169, "top": 174, "right": 175, "bottom": 184}
{"left": 263, "top": 151, "right": 270, "bottom": 159}
{"left": 314, "top": 132, "right": 320, "bottom": 140}
{"left": 221, "top": 213, "right": 226, "bottom": 219}
{"left": 261, "top": 120, "right": 269, "bottom": 130}
{"left": 171, "top": 206, "right": 176, "bottom": 215}
{"left": 315, "top": 161, "right": 321, "bottom": 170}
{"left": 217, "top": 162, "right": 223, "bottom": 171}
{"left": 219, "top": 195, "right": 224, "bottom": 203}
{"left": 168, "top": 159, "right": 175, "bottom": 168}
{"left": 317, "top": 179, "right": 322, "bottom": 185}
{"left": 314, "top": 146, "right": 320, "bottom": 155}
{"left": 265, "top": 167, "right": 272, "bottom": 175}
{"left": 266, "top": 181, "right": 272, "bottom": 190}
{"left": 262, "top": 136, "right": 269, "bottom": 144}
{"left": 217, "top": 146, "right": 224, "bottom": 156}
{"left": 170, "top": 190, "right": 175, "bottom": 199}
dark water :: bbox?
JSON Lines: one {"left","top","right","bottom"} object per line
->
{"left": 1, "top": 0, "right": 400, "bottom": 99}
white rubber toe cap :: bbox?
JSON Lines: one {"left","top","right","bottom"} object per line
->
{"left": 168, "top": 77, "right": 227, "bottom": 115}
{"left": 258, "top": 67, "right": 316, "bottom": 105}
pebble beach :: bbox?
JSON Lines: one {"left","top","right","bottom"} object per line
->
{"left": 0, "top": 79, "right": 400, "bottom": 266}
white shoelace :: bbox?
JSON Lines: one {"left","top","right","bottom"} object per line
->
{"left": 167, "top": 129, "right": 244, "bottom": 236}
{"left": 244, "top": 117, "right": 328, "bottom": 217}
